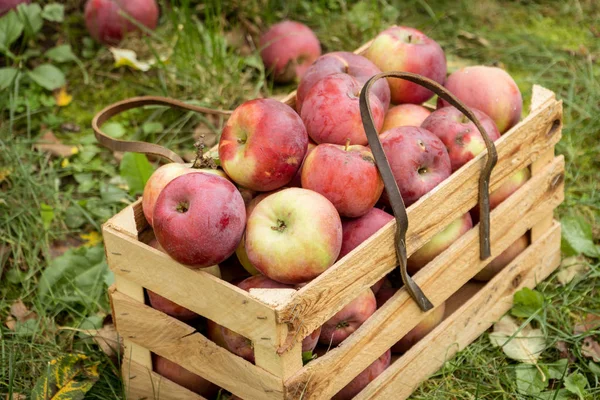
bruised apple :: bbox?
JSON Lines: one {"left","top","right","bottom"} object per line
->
{"left": 319, "top": 289, "right": 377, "bottom": 346}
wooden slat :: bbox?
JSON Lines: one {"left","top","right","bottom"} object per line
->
{"left": 106, "top": 198, "right": 142, "bottom": 238}
{"left": 111, "top": 289, "right": 284, "bottom": 400}
{"left": 284, "top": 156, "right": 564, "bottom": 399}
{"left": 276, "top": 94, "right": 563, "bottom": 348}
{"left": 103, "top": 226, "right": 280, "bottom": 345}
{"left": 122, "top": 357, "right": 206, "bottom": 400}
{"left": 355, "top": 221, "right": 561, "bottom": 399}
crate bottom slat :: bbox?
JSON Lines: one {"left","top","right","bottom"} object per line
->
{"left": 353, "top": 220, "right": 562, "bottom": 400}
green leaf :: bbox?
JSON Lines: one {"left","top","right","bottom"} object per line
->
{"left": 142, "top": 121, "right": 163, "bottom": 135}
{"left": 302, "top": 351, "right": 316, "bottom": 365}
{"left": 514, "top": 364, "right": 547, "bottom": 395}
{"left": 0, "top": 10, "right": 24, "bottom": 49}
{"left": 99, "top": 182, "right": 127, "bottom": 204}
{"left": 564, "top": 372, "right": 588, "bottom": 399}
{"left": 102, "top": 121, "right": 126, "bottom": 138}
{"left": 561, "top": 216, "right": 600, "bottom": 258}
{"left": 511, "top": 287, "right": 544, "bottom": 318}
{"left": 547, "top": 358, "right": 569, "bottom": 380}
{"left": 31, "top": 354, "right": 99, "bottom": 400}
{"left": 588, "top": 361, "right": 600, "bottom": 376}
{"left": 0, "top": 67, "right": 18, "bottom": 90}
{"left": 537, "top": 389, "right": 571, "bottom": 400}
{"left": 119, "top": 152, "right": 155, "bottom": 195}
{"left": 46, "top": 44, "right": 76, "bottom": 63}
{"left": 16, "top": 3, "right": 43, "bottom": 37}
{"left": 40, "top": 202, "right": 55, "bottom": 229}
{"left": 27, "top": 64, "right": 66, "bottom": 91}
{"left": 41, "top": 3, "right": 64, "bottom": 22}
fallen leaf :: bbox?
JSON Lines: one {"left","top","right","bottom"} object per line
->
{"left": 490, "top": 315, "right": 546, "bottom": 365}
{"left": 30, "top": 354, "right": 99, "bottom": 400}
{"left": 458, "top": 30, "right": 491, "bottom": 47}
{"left": 49, "top": 236, "right": 84, "bottom": 259}
{"left": 109, "top": 47, "right": 152, "bottom": 71}
{"left": 574, "top": 314, "right": 600, "bottom": 334}
{"left": 34, "top": 130, "right": 78, "bottom": 158}
{"left": 54, "top": 86, "right": 73, "bottom": 107}
{"left": 582, "top": 337, "right": 600, "bottom": 362}
{"left": 557, "top": 256, "right": 588, "bottom": 285}
{"left": 5, "top": 299, "right": 38, "bottom": 331}
{"left": 60, "top": 122, "right": 81, "bottom": 133}
{"left": 79, "top": 231, "right": 102, "bottom": 247}
{"left": 92, "top": 322, "right": 122, "bottom": 361}
{"left": 555, "top": 341, "right": 576, "bottom": 362}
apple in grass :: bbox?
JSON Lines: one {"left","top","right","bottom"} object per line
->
{"left": 438, "top": 66, "right": 523, "bottom": 133}
{"left": 421, "top": 106, "right": 501, "bottom": 172}
{"left": 153, "top": 354, "right": 218, "bottom": 397}
{"left": 333, "top": 349, "right": 391, "bottom": 400}
{"left": 319, "top": 289, "right": 377, "bottom": 346}
{"left": 301, "top": 143, "right": 384, "bottom": 218}
{"left": 246, "top": 188, "right": 342, "bottom": 284}
{"left": 365, "top": 26, "right": 447, "bottom": 104}
{"left": 380, "top": 127, "right": 451, "bottom": 207}
{"left": 218, "top": 98, "right": 308, "bottom": 191}
{"left": 84, "top": 0, "right": 159, "bottom": 45}
{"left": 153, "top": 173, "right": 245, "bottom": 268}
{"left": 407, "top": 213, "right": 473, "bottom": 274}
{"left": 296, "top": 52, "right": 391, "bottom": 114}
{"left": 301, "top": 73, "right": 385, "bottom": 146}
{"left": 474, "top": 234, "right": 529, "bottom": 281}
{"left": 381, "top": 104, "right": 431, "bottom": 132}
{"left": 259, "top": 20, "right": 321, "bottom": 83}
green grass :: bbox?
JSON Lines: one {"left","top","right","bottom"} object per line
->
{"left": 1, "top": 0, "right": 599, "bottom": 398}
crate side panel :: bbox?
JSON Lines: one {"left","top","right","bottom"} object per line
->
{"left": 355, "top": 221, "right": 561, "bottom": 400}
{"left": 284, "top": 156, "right": 564, "bottom": 399}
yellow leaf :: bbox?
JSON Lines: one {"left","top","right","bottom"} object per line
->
{"left": 79, "top": 231, "right": 102, "bottom": 247}
{"left": 54, "top": 87, "right": 73, "bottom": 107}
{"left": 109, "top": 47, "right": 152, "bottom": 71}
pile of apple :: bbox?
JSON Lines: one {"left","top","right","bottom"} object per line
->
{"left": 138, "top": 23, "right": 528, "bottom": 399}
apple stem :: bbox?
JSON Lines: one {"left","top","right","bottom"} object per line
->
{"left": 345, "top": 138, "right": 351, "bottom": 152}
{"left": 407, "top": 34, "right": 412, "bottom": 43}
{"left": 271, "top": 219, "right": 287, "bottom": 232}
{"left": 336, "top": 321, "right": 350, "bottom": 329}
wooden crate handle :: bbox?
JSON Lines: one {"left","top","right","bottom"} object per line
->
{"left": 359, "top": 72, "right": 498, "bottom": 312}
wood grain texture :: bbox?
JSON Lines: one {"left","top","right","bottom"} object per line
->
{"left": 284, "top": 156, "right": 564, "bottom": 399}
{"left": 106, "top": 198, "right": 141, "bottom": 238}
{"left": 111, "top": 289, "right": 284, "bottom": 400}
{"left": 276, "top": 95, "right": 563, "bottom": 349}
{"left": 355, "top": 221, "right": 562, "bottom": 400}
{"left": 254, "top": 340, "right": 303, "bottom": 380}
{"left": 122, "top": 357, "right": 206, "bottom": 400}
{"left": 103, "top": 226, "right": 279, "bottom": 345}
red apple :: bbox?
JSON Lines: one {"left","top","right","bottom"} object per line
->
{"left": 381, "top": 104, "right": 431, "bottom": 132}
{"left": 471, "top": 168, "right": 530, "bottom": 223}
{"left": 153, "top": 173, "right": 245, "bottom": 268}
{"left": 407, "top": 213, "right": 473, "bottom": 274}
{"left": 218, "top": 253, "right": 252, "bottom": 283}
{"left": 259, "top": 20, "right": 321, "bottom": 83}
{"left": 218, "top": 98, "right": 308, "bottom": 191}
{"left": 206, "top": 319, "right": 228, "bottom": 349}
{"left": 0, "top": 0, "right": 29, "bottom": 16}
{"left": 380, "top": 126, "right": 451, "bottom": 206}
{"left": 332, "top": 349, "right": 391, "bottom": 400}
{"left": 365, "top": 26, "right": 447, "bottom": 104}
{"left": 319, "top": 289, "right": 377, "bottom": 346}
{"left": 84, "top": 0, "right": 159, "bottom": 45}
{"left": 153, "top": 354, "right": 218, "bottom": 397}
{"left": 474, "top": 234, "right": 529, "bottom": 281}
{"left": 142, "top": 163, "right": 227, "bottom": 227}
{"left": 296, "top": 52, "right": 391, "bottom": 114}
{"left": 438, "top": 66, "right": 523, "bottom": 133}
{"left": 301, "top": 73, "right": 385, "bottom": 146}
{"left": 301, "top": 143, "right": 384, "bottom": 217}
{"left": 246, "top": 188, "right": 342, "bottom": 284}
{"left": 421, "top": 106, "right": 500, "bottom": 172}
{"left": 338, "top": 208, "right": 394, "bottom": 259}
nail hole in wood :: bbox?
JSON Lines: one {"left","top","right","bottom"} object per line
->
{"left": 546, "top": 119, "right": 561, "bottom": 137}
{"left": 512, "top": 274, "right": 522, "bottom": 288}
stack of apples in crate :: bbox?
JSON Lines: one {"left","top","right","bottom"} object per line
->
{"left": 138, "top": 23, "right": 527, "bottom": 399}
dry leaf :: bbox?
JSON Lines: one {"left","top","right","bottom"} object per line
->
{"left": 34, "top": 130, "right": 78, "bottom": 158}
{"left": 458, "top": 30, "right": 491, "bottom": 47}
{"left": 582, "top": 337, "right": 600, "bottom": 362}
{"left": 557, "top": 256, "right": 588, "bottom": 285}
{"left": 555, "top": 340, "right": 576, "bottom": 362}
{"left": 5, "top": 300, "right": 38, "bottom": 331}
{"left": 54, "top": 87, "right": 73, "bottom": 107}
{"left": 49, "top": 236, "right": 84, "bottom": 259}
{"left": 490, "top": 315, "right": 546, "bottom": 365}
{"left": 574, "top": 314, "right": 600, "bottom": 335}
{"left": 93, "top": 322, "right": 122, "bottom": 360}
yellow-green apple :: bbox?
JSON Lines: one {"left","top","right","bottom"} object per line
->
{"left": 218, "top": 98, "right": 308, "bottom": 191}
{"left": 319, "top": 289, "right": 377, "bottom": 346}
{"left": 380, "top": 126, "right": 451, "bottom": 206}
{"left": 332, "top": 349, "right": 391, "bottom": 400}
{"left": 407, "top": 213, "right": 472, "bottom": 274}
{"left": 301, "top": 73, "right": 385, "bottom": 145}
{"left": 365, "top": 26, "right": 446, "bottom": 104}
{"left": 142, "top": 163, "right": 227, "bottom": 226}
{"left": 474, "top": 234, "right": 529, "bottom": 281}
{"left": 245, "top": 188, "right": 342, "bottom": 284}
{"left": 288, "top": 141, "right": 317, "bottom": 188}
{"left": 438, "top": 66, "right": 523, "bottom": 133}
{"left": 301, "top": 143, "right": 384, "bottom": 217}
{"left": 259, "top": 20, "right": 321, "bottom": 83}
{"left": 153, "top": 173, "right": 245, "bottom": 268}
{"left": 85, "top": 0, "right": 159, "bottom": 45}
{"left": 153, "top": 354, "right": 218, "bottom": 397}
{"left": 338, "top": 208, "right": 394, "bottom": 259}
{"left": 421, "top": 106, "right": 500, "bottom": 172}
{"left": 471, "top": 168, "right": 530, "bottom": 223}
{"left": 376, "top": 288, "right": 445, "bottom": 353}
{"left": 296, "top": 52, "right": 390, "bottom": 113}
{"left": 221, "top": 276, "right": 321, "bottom": 361}
{"left": 381, "top": 104, "right": 431, "bottom": 132}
